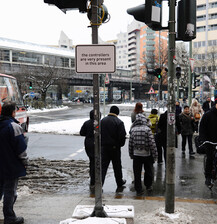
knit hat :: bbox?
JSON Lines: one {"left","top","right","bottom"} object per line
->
{"left": 110, "top": 106, "right": 119, "bottom": 115}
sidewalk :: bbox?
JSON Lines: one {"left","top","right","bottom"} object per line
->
{"left": 1, "top": 193, "right": 216, "bottom": 224}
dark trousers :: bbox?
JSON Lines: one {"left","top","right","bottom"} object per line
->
{"left": 88, "top": 156, "right": 95, "bottom": 186}
{"left": 0, "top": 178, "right": 18, "bottom": 219}
{"left": 181, "top": 134, "right": 193, "bottom": 153}
{"left": 133, "top": 156, "right": 153, "bottom": 192}
{"left": 155, "top": 133, "right": 163, "bottom": 163}
{"left": 205, "top": 145, "right": 214, "bottom": 179}
{"left": 101, "top": 146, "right": 123, "bottom": 187}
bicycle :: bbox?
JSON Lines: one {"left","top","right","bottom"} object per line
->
{"left": 199, "top": 141, "right": 217, "bottom": 190}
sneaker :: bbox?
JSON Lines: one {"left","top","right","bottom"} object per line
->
{"left": 118, "top": 179, "right": 126, "bottom": 187}
{"left": 136, "top": 189, "right": 145, "bottom": 196}
{"left": 205, "top": 178, "right": 212, "bottom": 188}
{"left": 4, "top": 216, "right": 24, "bottom": 224}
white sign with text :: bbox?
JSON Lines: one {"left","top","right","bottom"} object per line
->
{"left": 76, "top": 45, "right": 116, "bottom": 73}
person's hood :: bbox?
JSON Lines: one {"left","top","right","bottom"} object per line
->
{"left": 0, "top": 115, "right": 19, "bottom": 123}
{"left": 210, "top": 105, "right": 217, "bottom": 113}
{"left": 89, "top": 110, "right": 94, "bottom": 119}
{"left": 134, "top": 113, "right": 148, "bottom": 126}
{"left": 148, "top": 113, "right": 158, "bottom": 119}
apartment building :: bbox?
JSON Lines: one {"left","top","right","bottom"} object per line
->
{"left": 194, "top": 0, "right": 217, "bottom": 73}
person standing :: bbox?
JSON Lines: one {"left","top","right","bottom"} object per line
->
{"left": 131, "top": 102, "right": 146, "bottom": 123}
{"left": 190, "top": 99, "right": 203, "bottom": 133}
{"left": 148, "top": 109, "right": 162, "bottom": 164}
{"left": 129, "top": 113, "right": 157, "bottom": 196}
{"left": 202, "top": 97, "right": 215, "bottom": 113}
{"left": 0, "top": 102, "right": 27, "bottom": 224}
{"left": 101, "top": 106, "right": 126, "bottom": 189}
{"left": 179, "top": 105, "right": 195, "bottom": 156}
{"left": 80, "top": 110, "right": 97, "bottom": 191}
{"left": 199, "top": 96, "right": 217, "bottom": 188}
{"left": 175, "top": 101, "right": 182, "bottom": 116}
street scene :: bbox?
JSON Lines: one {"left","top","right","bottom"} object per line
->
{"left": 1, "top": 0, "right": 217, "bottom": 224}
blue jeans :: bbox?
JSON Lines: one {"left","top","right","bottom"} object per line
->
{"left": 0, "top": 178, "right": 18, "bottom": 219}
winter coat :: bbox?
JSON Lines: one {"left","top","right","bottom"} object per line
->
{"left": 157, "top": 111, "right": 181, "bottom": 145}
{"left": 101, "top": 113, "right": 126, "bottom": 148}
{"left": 80, "top": 110, "right": 94, "bottom": 157}
{"left": 202, "top": 100, "right": 215, "bottom": 113}
{"left": 190, "top": 100, "right": 203, "bottom": 122}
{"left": 175, "top": 105, "right": 182, "bottom": 115}
{"left": 129, "top": 113, "right": 157, "bottom": 159}
{"left": 0, "top": 115, "right": 27, "bottom": 179}
{"left": 148, "top": 113, "right": 159, "bottom": 134}
{"left": 179, "top": 112, "right": 194, "bottom": 135}
{"left": 131, "top": 111, "right": 146, "bottom": 123}
{"left": 199, "top": 106, "right": 217, "bottom": 143}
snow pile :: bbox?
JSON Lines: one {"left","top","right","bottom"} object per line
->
{"left": 17, "top": 186, "right": 34, "bottom": 197}
{"left": 60, "top": 217, "right": 126, "bottom": 224}
{"left": 27, "top": 106, "right": 69, "bottom": 114}
{"left": 29, "top": 116, "right": 132, "bottom": 135}
{"left": 136, "top": 207, "right": 194, "bottom": 224}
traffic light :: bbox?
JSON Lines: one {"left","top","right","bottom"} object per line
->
{"left": 29, "top": 82, "right": 33, "bottom": 90}
{"left": 127, "top": 0, "right": 163, "bottom": 31}
{"left": 193, "top": 73, "right": 200, "bottom": 89}
{"left": 147, "top": 68, "right": 162, "bottom": 80}
{"left": 176, "top": 67, "right": 181, "bottom": 79}
{"left": 177, "top": 0, "right": 196, "bottom": 41}
{"left": 44, "top": 0, "right": 88, "bottom": 13}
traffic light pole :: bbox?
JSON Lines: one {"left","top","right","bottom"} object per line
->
{"left": 165, "top": 0, "right": 176, "bottom": 213}
{"left": 91, "top": 0, "right": 107, "bottom": 218}
{"left": 188, "top": 41, "right": 193, "bottom": 106}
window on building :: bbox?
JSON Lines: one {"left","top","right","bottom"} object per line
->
{"left": 12, "top": 51, "right": 42, "bottom": 64}
{"left": 197, "top": 26, "right": 206, "bottom": 32}
{"left": 197, "top": 4, "right": 206, "bottom": 11}
{"left": 0, "top": 49, "right": 10, "bottom": 61}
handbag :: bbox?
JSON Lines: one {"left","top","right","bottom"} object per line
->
{"left": 194, "top": 113, "right": 201, "bottom": 119}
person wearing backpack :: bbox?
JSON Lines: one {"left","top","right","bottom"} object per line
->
{"left": 179, "top": 105, "right": 196, "bottom": 156}
{"left": 129, "top": 113, "right": 157, "bottom": 196}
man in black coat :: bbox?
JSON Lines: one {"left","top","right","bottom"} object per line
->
{"left": 199, "top": 96, "right": 217, "bottom": 188}
{"left": 202, "top": 97, "right": 215, "bottom": 113}
{"left": 101, "top": 106, "right": 126, "bottom": 189}
{"left": 80, "top": 110, "right": 96, "bottom": 190}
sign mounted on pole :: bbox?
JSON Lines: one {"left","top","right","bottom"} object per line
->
{"left": 148, "top": 86, "right": 155, "bottom": 94}
{"left": 189, "top": 58, "right": 195, "bottom": 72}
{"left": 76, "top": 45, "right": 116, "bottom": 73}
{"left": 104, "top": 73, "right": 110, "bottom": 84}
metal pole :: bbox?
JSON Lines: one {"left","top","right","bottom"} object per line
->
{"left": 188, "top": 41, "right": 192, "bottom": 106}
{"left": 91, "top": 0, "right": 107, "bottom": 217}
{"left": 177, "top": 78, "right": 179, "bottom": 100}
{"left": 130, "top": 78, "right": 132, "bottom": 103}
{"left": 165, "top": 0, "right": 176, "bottom": 213}
{"left": 103, "top": 74, "right": 106, "bottom": 117}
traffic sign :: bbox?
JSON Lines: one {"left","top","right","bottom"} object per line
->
{"left": 105, "top": 74, "right": 110, "bottom": 84}
{"left": 148, "top": 86, "right": 155, "bottom": 94}
{"left": 76, "top": 90, "right": 82, "bottom": 93}
{"left": 189, "top": 58, "right": 195, "bottom": 72}
{"left": 75, "top": 45, "right": 116, "bottom": 73}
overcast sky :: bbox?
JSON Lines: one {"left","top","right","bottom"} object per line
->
{"left": 0, "top": 0, "right": 145, "bottom": 46}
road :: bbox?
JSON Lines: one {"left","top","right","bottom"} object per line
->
{"left": 26, "top": 104, "right": 217, "bottom": 200}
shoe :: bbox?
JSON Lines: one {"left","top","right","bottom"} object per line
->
{"left": 136, "top": 189, "right": 145, "bottom": 196}
{"left": 118, "top": 179, "right": 126, "bottom": 187}
{"left": 158, "top": 161, "right": 163, "bottom": 165}
{"left": 4, "top": 216, "right": 24, "bottom": 224}
{"left": 182, "top": 151, "right": 185, "bottom": 155}
{"left": 189, "top": 152, "right": 195, "bottom": 155}
{"left": 205, "top": 178, "right": 212, "bottom": 188}
{"left": 146, "top": 186, "right": 153, "bottom": 192}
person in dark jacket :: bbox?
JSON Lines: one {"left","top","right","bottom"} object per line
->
{"left": 175, "top": 101, "right": 182, "bottom": 115}
{"left": 101, "top": 106, "right": 126, "bottom": 189}
{"left": 80, "top": 110, "right": 97, "bottom": 190}
{"left": 0, "top": 102, "right": 27, "bottom": 224}
{"left": 202, "top": 97, "right": 215, "bottom": 113}
{"left": 199, "top": 96, "right": 217, "bottom": 188}
{"left": 179, "top": 105, "right": 195, "bottom": 156}
{"left": 129, "top": 113, "right": 157, "bottom": 196}
{"left": 157, "top": 110, "right": 181, "bottom": 162}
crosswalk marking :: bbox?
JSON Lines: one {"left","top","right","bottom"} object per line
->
{"left": 63, "top": 148, "right": 85, "bottom": 160}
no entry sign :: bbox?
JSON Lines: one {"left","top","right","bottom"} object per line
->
{"left": 75, "top": 45, "right": 116, "bottom": 73}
